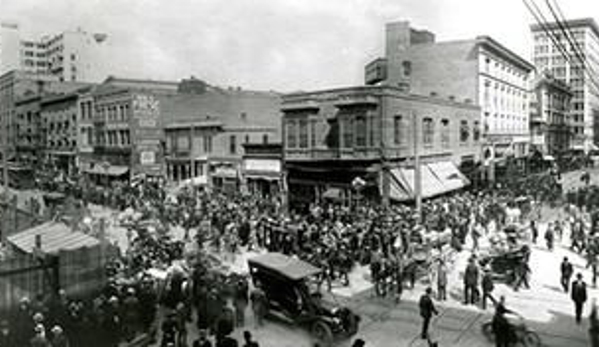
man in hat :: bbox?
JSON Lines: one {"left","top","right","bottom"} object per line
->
{"left": 50, "top": 325, "right": 69, "bottom": 347}
{"left": 30, "top": 324, "right": 50, "bottom": 347}
{"left": 464, "top": 256, "right": 480, "bottom": 305}
{"left": 193, "top": 329, "right": 212, "bottom": 347}
{"left": 419, "top": 287, "right": 438, "bottom": 340}
{"left": 572, "top": 273, "right": 588, "bottom": 324}
{"left": 481, "top": 265, "right": 495, "bottom": 310}
{"left": 0, "top": 320, "right": 14, "bottom": 347}
{"left": 561, "top": 257, "right": 574, "bottom": 293}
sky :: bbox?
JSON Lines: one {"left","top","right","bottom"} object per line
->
{"left": 1, "top": 0, "right": 598, "bottom": 92}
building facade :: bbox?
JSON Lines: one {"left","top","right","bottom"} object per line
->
{"left": 530, "top": 72, "right": 572, "bottom": 154}
{"left": 162, "top": 85, "right": 281, "bottom": 191}
{"left": 282, "top": 85, "right": 480, "bottom": 209}
{"left": 0, "top": 23, "right": 108, "bottom": 82}
{"left": 531, "top": 18, "right": 599, "bottom": 149}
{"left": 40, "top": 92, "right": 80, "bottom": 173}
{"left": 365, "top": 21, "right": 534, "bottom": 179}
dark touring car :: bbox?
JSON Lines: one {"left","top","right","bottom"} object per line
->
{"left": 248, "top": 253, "right": 360, "bottom": 344}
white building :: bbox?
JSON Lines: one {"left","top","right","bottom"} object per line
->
{"left": 531, "top": 18, "right": 599, "bottom": 149}
{"left": 0, "top": 22, "right": 108, "bottom": 83}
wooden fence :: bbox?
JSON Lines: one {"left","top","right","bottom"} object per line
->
{"left": 0, "top": 243, "right": 118, "bottom": 314}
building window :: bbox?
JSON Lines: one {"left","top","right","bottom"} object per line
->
{"left": 460, "top": 120, "right": 470, "bottom": 143}
{"left": 286, "top": 120, "right": 297, "bottom": 148}
{"left": 441, "top": 119, "right": 450, "bottom": 145}
{"left": 422, "top": 117, "right": 434, "bottom": 145}
{"left": 204, "top": 135, "right": 213, "bottom": 153}
{"left": 310, "top": 120, "right": 317, "bottom": 148}
{"left": 342, "top": 117, "right": 353, "bottom": 148}
{"left": 229, "top": 135, "right": 237, "bottom": 154}
{"left": 355, "top": 115, "right": 367, "bottom": 147}
{"left": 299, "top": 119, "right": 308, "bottom": 148}
{"left": 263, "top": 134, "right": 269, "bottom": 144}
{"left": 393, "top": 115, "right": 403, "bottom": 145}
{"left": 402, "top": 61, "right": 412, "bottom": 77}
{"left": 473, "top": 121, "right": 481, "bottom": 141}
{"left": 245, "top": 134, "right": 250, "bottom": 144}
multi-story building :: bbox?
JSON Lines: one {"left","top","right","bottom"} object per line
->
{"left": 14, "top": 94, "right": 43, "bottom": 165}
{"left": 162, "top": 82, "right": 281, "bottom": 192}
{"left": 0, "top": 22, "right": 21, "bottom": 74}
{"left": 40, "top": 92, "right": 81, "bottom": 173}
{"left": 85, "top": 77, "right": 174, "bottom": 183}
{"left": 0, "top": 23, "right": 108, "bottom": 82}
{"left": 282, "top": 85, "right": 480, "bottom": 208}
{"left": 531, "top": 18, "right": 599, "bottom": 149}
{"left": 530, "top": 71, "right": 572, "bottom": 154}
{"left": 366, "top": 21, "right": 534, "bottom": 180}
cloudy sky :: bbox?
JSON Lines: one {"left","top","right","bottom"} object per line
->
{"left": 1, "top": 0, "right": 597, "bottom": 91}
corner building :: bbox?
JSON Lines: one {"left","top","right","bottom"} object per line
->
{"left": 366, "top": 21, "right": 534, "bottom": 180}
{"left": 282, "top": 85, "right": 480, "bottom": 210}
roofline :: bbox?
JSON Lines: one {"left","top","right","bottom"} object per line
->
{"left": 41, "top": 92, "right": 78, "bottom": 105}
{"left": 475, "top": 36, "right": 534, "bottom": 72}
{"left": 103, "top": 75, "right": 179, "bottom": 86}
{"left": 283, "top": 85, "right": 480, "bottom": 110}
{"left": 530, "top": 18, "right": 599, "bottom": 39}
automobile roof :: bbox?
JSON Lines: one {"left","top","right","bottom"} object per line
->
{"left": 248, "top": 252, "right": 322, "bottom": 280}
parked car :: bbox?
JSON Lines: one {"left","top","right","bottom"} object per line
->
{"left": 248, "top": 253, "right": 360, "bottom": 344}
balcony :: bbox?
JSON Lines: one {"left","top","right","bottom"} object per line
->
{"left": 334, "top": 93, "right": 379, "bottom": 107}
{"left": 281, "top": 99, "right": 320, "bottom": 112}
{"left": 285, "top": 147, "right": 380, "bottom": 161}
{"left": 365, "top": 58, "right": 388, "bottom": 85}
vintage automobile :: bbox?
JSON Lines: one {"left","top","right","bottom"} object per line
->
{"left": 248, "top": 253, "right": 360, "bottom": 344}
{"left": 479, "top": 244, "right": 530, "bottom": 283}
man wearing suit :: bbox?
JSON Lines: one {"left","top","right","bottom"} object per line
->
{"left": 572, "top": 273, "right": 588, "bottom": 324}
{"left": 419, "top": 287, "right": 438, "bottom": 339}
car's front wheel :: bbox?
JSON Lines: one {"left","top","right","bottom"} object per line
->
{"left": 312, "top": 320, "right": 333, "bottom": 345}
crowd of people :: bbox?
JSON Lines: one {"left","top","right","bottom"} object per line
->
{"left": 8, "top": 163, "right": 599, "bottom": 346}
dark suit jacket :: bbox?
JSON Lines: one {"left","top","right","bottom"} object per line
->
{"left": 572, "top": 280, "right": 587, "bottom": 304}
{"left": 419, "top": 294, "right": 438, "bottom": 318}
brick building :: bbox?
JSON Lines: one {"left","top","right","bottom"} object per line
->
{"left": 282, "top": 85, "right": 480, "bottom": 209}
{"left": 162, "top": 85, "right": 281, "bottom": 192}
{"left": 365, "top": 21, "right": 534, "bottom": 180}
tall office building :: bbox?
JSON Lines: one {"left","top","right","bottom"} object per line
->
{"left": 0, "top": 22, "right": 108, "bottom": 83}
{"left": 531, "top": 18, "right": 599, "bottom": 149}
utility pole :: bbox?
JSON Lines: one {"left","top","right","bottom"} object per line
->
{"left": 413, "top": 111, "right": 422, "bottom": 222}
{"left": 2, "top": 108, "right": 9, "bottom": 244}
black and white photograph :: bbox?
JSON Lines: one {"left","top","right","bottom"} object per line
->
{"left": 1, "top": 0, "right": 599, "bottom": 346}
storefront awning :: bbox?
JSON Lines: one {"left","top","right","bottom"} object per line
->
{"left": 427, "top": 161, "right": 470, "bottom": 194}
{"left": 212, "top": 167, "right": 238, "bottom": 178}
{"left": 245, "top": 173, "right": 280, "bottom": 181}
{"left": 84, "top": 165, "right": 129, "bottom": 176}
{"left": 388, "top": 161, "right": 469, "bottom": 201}
{"left": 322, "top": 187, "right": 344, "bottom": 200}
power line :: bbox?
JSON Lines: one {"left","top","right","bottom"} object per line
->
{"left": 546, "top": 0, "right": 599, "bottom": 96}
{"left": 523, "top": 0, "right": 571, "bottom": 65}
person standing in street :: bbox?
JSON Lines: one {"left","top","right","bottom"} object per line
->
{"left": 437, "top": 259, "right": 448, "bottom": 301}
{"left": 481, "top": 266, "right": 495, "bottom": 310}
{"left": 561, "top": 257, "right": 574, "bottom": 293}
{"left": 250, "top": 282, "right": 267, "bottom": 328}
{"left": 464, "top": 256, "right": 479, "bottom": 305}
{"left": 545, "top": 223, "right": 555, "bottom": 251}
{"left": 419, "top": 287, "right": 438, "bottom": 340}
{"left": 572, "top": 273, "right": 588, "bottom": 324}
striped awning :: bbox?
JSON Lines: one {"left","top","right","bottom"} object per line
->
{"left": 8, "top": 221, "right": 100, "bottom": 255}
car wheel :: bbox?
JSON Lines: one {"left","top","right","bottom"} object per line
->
{"left": 312, "top": 321, "right": 333, "bottom": 345}
{"left": 481, "top": 322, "right": 495, "bottom": 342}
{"left": 523, "top": 331, "right": 541, "bottom": 347}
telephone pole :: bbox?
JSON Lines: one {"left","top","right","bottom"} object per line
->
{"left": 2, "top": 108, "right": 9, "bottom": 244}
{"left": 413, "top": 111, "right": 422, "bottom": 222}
